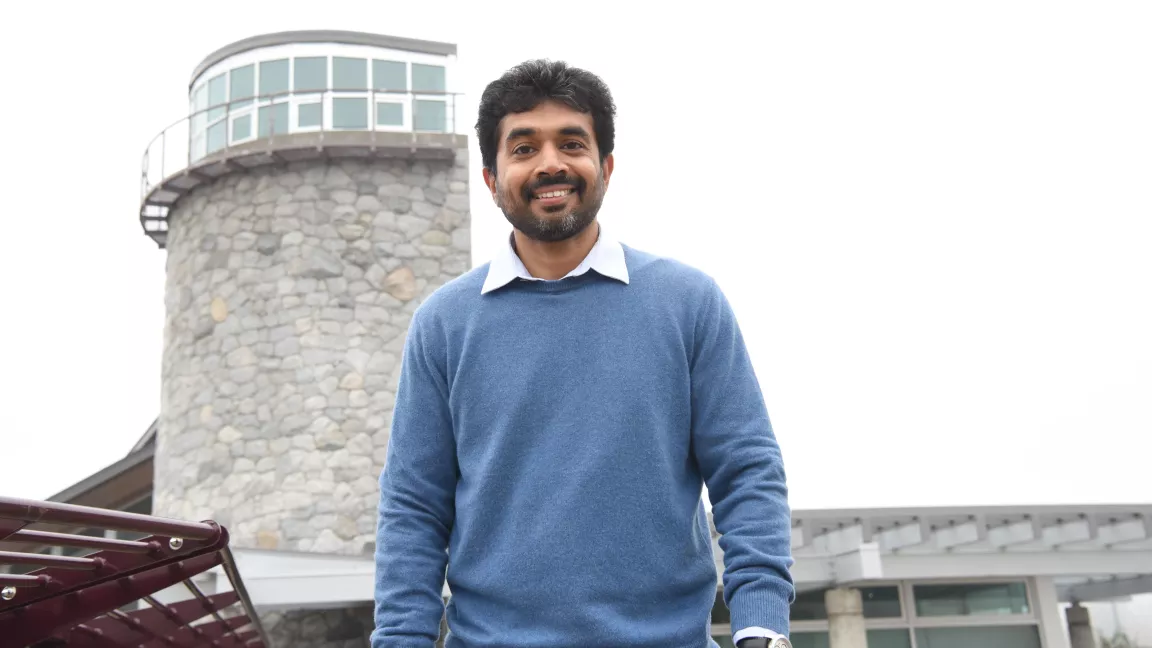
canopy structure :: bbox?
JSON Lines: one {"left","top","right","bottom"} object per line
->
{"left": 778, "top": 503, "right": 1152, "bottom": 598}
{"left": 0, "top": 496, "right": 267, "bottom": 648}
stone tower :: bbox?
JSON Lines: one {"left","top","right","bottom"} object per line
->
{"left": 137, "top": 30, "right": 470, "bottom": 645}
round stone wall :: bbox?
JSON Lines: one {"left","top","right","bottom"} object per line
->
{"left": 155, "top": 151, "right": 471, "bottom": 556}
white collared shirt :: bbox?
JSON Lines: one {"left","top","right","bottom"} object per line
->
{"left": 480, "top": 225, "right": 630, "bottom": 294}
{"left": 479, "top": 226, "right": 783, "bottom": 645}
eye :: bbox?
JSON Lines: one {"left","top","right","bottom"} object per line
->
{"left": 512, "top": 145, "right": 536, "bottom": 155}
{"left": 561, "top": 141, "right": 585, "bottom": 150}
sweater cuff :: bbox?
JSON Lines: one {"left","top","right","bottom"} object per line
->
{"left": 729, "top": 586, "right": 792, "bottom": 638}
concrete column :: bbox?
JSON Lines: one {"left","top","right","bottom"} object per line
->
{"left": 825, "top": 588, "right": 868, "bottom": 648}
{"left": 1066, "top": 603, "right": 1097, "bottom": 648}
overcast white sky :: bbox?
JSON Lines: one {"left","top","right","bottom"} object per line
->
{"left": 0, "top": 1, "right": 1148, "bottom": 511}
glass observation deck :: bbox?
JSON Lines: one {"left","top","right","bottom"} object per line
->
{"left": 137, "top": 31, "right": 466, "bottom": 249}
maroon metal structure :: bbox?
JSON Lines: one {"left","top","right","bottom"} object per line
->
{"left": 0, "top": 496, "right": 268, "bottom": 648}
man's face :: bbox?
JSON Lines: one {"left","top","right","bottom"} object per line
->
{"left": 483, "top": 101, "right": 614, "bottom": 243}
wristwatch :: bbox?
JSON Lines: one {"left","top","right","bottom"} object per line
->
{"left": 736, "top": 638, "right": 792, "bottom": 648}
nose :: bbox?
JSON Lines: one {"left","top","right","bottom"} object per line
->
{"left": 535, "top": 143, "right": 569, "bottom": 177}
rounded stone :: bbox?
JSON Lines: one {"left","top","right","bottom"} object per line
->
{"left": 210, "top": 297, "right": 229, "bottom": 322}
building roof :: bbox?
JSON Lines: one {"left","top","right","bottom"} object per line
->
{"left": 190, "top": 29, "right": 458, "bottom": 87}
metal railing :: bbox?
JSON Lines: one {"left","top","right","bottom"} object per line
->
{"left": 0, "top": 496, "right": 268, "bottom": 647}
{"left": 140, "top": 88, "right": 462, "bottom": 207}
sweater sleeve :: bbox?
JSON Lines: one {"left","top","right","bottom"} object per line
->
{"left": 689, "top": 278, "right": 795, "bottom": 637}
{"left": 372, "top": 308, "right": 457, "bottom": 648}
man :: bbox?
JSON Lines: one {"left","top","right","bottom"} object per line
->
{"left": 372, "top": 59, "right": 794, "bottom": 648}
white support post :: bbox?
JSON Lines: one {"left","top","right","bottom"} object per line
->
{"left": 1032, "top": 576, "right": 1071, "bottom": 648}
{"left": 1066, "top": 603, "right": 1097, "bottom": 648}
{"left": 825, "top": 588, "right": 868, "bottom": 648}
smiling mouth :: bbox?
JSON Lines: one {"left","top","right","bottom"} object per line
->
{"left": 533, "top": 187, "right": 574, "bottom": 201}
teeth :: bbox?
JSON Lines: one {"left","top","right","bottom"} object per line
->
{"left": 536, "top": 189, "right": 571, "bottom": 199}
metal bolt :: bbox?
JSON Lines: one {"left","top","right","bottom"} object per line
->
{"left": 169, "top": 537, "right": 184, "bottom": 550}
{"left": 1, "top": 586, "right": 15, "bottom": 601}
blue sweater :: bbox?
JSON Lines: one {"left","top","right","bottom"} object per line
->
{"left": 372, "top": 246, "right": 794, "bottom": 647}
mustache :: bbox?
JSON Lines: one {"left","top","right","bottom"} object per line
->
{"left": 521, "top": 174, "right": 586, "bottom": 201}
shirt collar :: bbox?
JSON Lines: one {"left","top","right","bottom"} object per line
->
{"left": 481, "top": 225, "right": 630, "bottom": 294}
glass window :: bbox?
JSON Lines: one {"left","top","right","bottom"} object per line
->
{"left": 295, "top": 56, "right": 327, "bottom": 92}
{"left": 414, "top": 99, "right": 447, "bottom": 132}
{"left": 791, "top": 587, "right": 902, "bottom": 621}
{"left": 259, "top": 59, "right": 289, "bottom": 98}
{"left": 867, "top": 629, "right": 912, "bottom": 648}
{"left": 333, "top": 97, "right": 368, "bottom": 129}
{"left": 232, "top": 114, "right": 252, "bottom": 141}
{"left": 914, "top": 625, "right": 1040, "bottom": 648}
{"left": 913, "top": 582, "right": 1030, "bottom": 617}
{"left": 230, "top": 64, "right": 255, "bottom": 108}
{"left": 412, "top": 63, "right": 445, "bottom": 92}
{"left": 376, "top": 102, "right": 403, "bottom": 126}
{"left": 790, "top": 632, "right": 829, "bottom": 648}
{"left": 299, "top": 102, "right": 322, "bottom": 128}
{"left": 258, "top": 103, "right": 289, "bottom": 137}
{"left": 333, "top": 57, "right": 367, "bottom": 90}
{"left": 789, "top": 630, "right": 910, "bottom": 648}
{"left": 191, "top": 84, "right": 207, "bottom": 132}
{"left": 207, "top": 73, "right": 227, "bottom": 120}
{"left": 207, "top": 121, "right": 227, "bottom": 153}
{"left": 373, "top": 60, "right": 407, "bottom": 91}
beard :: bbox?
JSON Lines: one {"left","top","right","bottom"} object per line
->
{"left": 495, "top": 168, "right": 606, "bottom": 243}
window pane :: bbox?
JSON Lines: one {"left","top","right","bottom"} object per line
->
{"left": 230, "top": 64, "right": 255, "bottom": 108}
{"left": 207, "top": 73, "right": 227, "bottom": 120}
{"left": 191, "top": 85, "right": 207, "bottom": 131}
{"left": 295, "top": 56, "right": 327, "bottom": 92}
{"left": 299, "top": 102, "right": 322, "bottom": 128}
{"left": 791, "top": 632, "right": 830, "bottom": 648}
{"left": 869, "top": 629, "right": 912, "bottom": 648}
{"left": 191, "top": 134, "right": 205, "bottom": 162}
{"left": 333, "top": 97, "right": 368, "bottom": 129}
{"left": 373, "top": 60, "right": 407, "bottom": 91}
{"left": 914, "top": 625, "right": 1040, "bottom": 648}
{"left": 207, "top": 120, "right": 227, "bottom": 153}
{"left": 259, "top": 59, "right": 289, "bottom": 98}
{"left": 914, "top": 582, "right": 1030, "bottom": 617}
{"left": 376, "top": 102, "right": 403, "bottom": 126}
{"left": 790, "top": 586, "right": 901, "bottom": 621}
{"left": 232, "top": 114, "right": 252, "bottom": 141}
{"left": 258, "top": 102, "right": 289, "bottom": 137}
{"left": 789, "top": 630, "right": 909, "bottom": 648}
{"left": 414, "top": 99, "right": 447, "bottom": 132}
{"left": 861, "top": 585, "right": 902, "bottom": 618}
{"left": 333, "top": 57, "right": 367, "bottom": 90}
{"left": 412, "top": 63, "right": 445, "bottom": 92}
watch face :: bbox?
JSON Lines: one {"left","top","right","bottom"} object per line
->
{"left": 771, "top": 639, "right": 792, "bottom": 648}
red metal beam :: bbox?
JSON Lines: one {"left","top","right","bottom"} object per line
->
{"left": 0, "top": 497, "right": 217, "bottom": 541}
{"left": 0, "top": 549, "right": 99, "bottom": 571}
{"left": 4, "top": 529, "right": 155, "bottom": 554}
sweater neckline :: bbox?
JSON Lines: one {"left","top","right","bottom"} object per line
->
{"left": 500, "top": 270, "right": 614, "bottom": 294}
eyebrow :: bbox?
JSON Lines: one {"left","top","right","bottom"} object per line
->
{"left": 505, "top": 125, "right": 592, "bottom": 143}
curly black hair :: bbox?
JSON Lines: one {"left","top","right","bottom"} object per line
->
{"left": 475, "top": 59, "right": 616, "bottom": 173}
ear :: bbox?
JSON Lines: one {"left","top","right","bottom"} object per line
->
{"left": 482, "top": 166, "right": 498, "bottom": 201}
{"left": 601, "top": 153, "right": 615, "bottom": 188}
